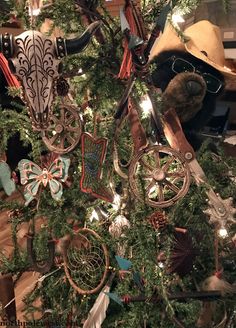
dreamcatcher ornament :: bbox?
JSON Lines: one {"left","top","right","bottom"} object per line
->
{"left": 18, "top": 153, "right": 70, "bottom": 205}
{"left": 60, "top": 228, "right": 110, "bottom": 295}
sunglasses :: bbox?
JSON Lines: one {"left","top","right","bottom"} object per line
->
{"left": 167, "top": 56, "right": 223, "bottom": 94}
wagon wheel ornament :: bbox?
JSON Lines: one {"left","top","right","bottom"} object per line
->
{"left": 42, "top": 104, "right": 82, "bottom": 154}
{"left": 129, "top": 145, "right": 191, "bottom": 208}
{"left": 63, "top": 228, "right": 110, "bottom": 295}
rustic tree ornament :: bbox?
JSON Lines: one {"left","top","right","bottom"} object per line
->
{"left": 129, "top": 145, "right": 191, "bottom": 208}
{"left": 167, "top": 229, "right": 198, "bottom": 277}
{"left": 0, "top": 22, "right": 101, "bottom": 131}
{"left": 27, "top": 232, "right": 55, "bottom": 274}
{"left": 18, "top": 155, "right": 70, "bottom": 205}
{"left": 41, "top": 102, "right": 83, "bottom": 154}
{"left": 80, "top": 133, "right": 114, "bottom": 203}
{"left": 0, "top": 160, "right": 16, "bottom": 196}
{"left": 147, "top": 211, "right": 167, "bottom": 231}
{"left": 56, "top": 76, "right": 70, "bottom": 97}
{"left": 62, "top": 228, "right": 110, "bottom": 295}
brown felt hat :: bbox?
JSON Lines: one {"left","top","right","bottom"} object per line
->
{"left": 149, "top": 20, "right": 236, "bottom": 80}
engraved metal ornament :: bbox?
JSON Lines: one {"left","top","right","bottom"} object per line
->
{"left": 11, "top": 30, "right": 60, "bottom": 130}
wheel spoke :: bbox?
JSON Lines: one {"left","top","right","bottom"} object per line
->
{"left": 59, "top": 134, "right": 66, "bottom": 149}
{"left": 49, "top": 116, "right": 59, "bottom": 126}
{"left": 164, "top": 179, "right": 180, "bottom": 194}
{"left": 66, "top": 114, "right": 76, "bottom": 126}
{"left": 50, "top": 133, "right": 59, "bottom": 145}
{"left": 146, "top": 180, "right": 156, "bottom": 195}
{"left": 158, "top": 184, "right": 164, "bottom": 201}
{"left": 166, "top": 170, "right": 185, "bottom": 178}
{"left": 66, "top": 125, "right": 81, "bottom": 133}
{"left": 143, "top": 173, "right": 154, "bottom": 180}
{"left": 153, "top": 149, "right": 161, "bottom": 168}
{"left": 162, "top": 156, "right": 175, "bottom": 172}
{"left": 60, "top": 107, "right": 65, "bottom": 121}
{"left": 66, "top": 134, "right": 76, "bottom": 146}
{"left": 139, "top": 159, "right": 155, "bottom": 174}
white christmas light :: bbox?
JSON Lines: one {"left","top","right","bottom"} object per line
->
{"left": 112, "top": 193, "right": 121, "bottom": 211}
{"left": 140, "top": 96, "right": 152, "bottom": 116}
{"left": 89, "top": 209, "right": 99, "bottom": 222}
{"left": 172, "top": 12, "right": 185, "bottom": 25}
{"left": 218, "top": 227, "right": 228, "bottom": 238}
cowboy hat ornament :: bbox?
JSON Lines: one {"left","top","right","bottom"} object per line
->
{"left": 149, "top": 20, "right": 236, "bottom": 81}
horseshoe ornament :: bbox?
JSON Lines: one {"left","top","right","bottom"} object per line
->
{"left": 41, "top": 104, "right": 82, "bottom": 154}
{"left": 27, "top": 232, "right": 55, "bottom": 274}
{"left": 129, "top": 145, "right": 191, "bottom": 208}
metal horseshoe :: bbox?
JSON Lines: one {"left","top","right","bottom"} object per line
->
{"left": 27, "top": 232, "right": 55, "bottom": 274}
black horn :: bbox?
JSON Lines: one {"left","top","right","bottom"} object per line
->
{"left": 56, "top": 21, "right": 102, "bottom": 58}
{"left": 0, "top": 33, "right": 14, "bottom": 58}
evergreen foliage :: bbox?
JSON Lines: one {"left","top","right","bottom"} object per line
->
{"left": 0, "top": 0, "right": 235, "bottom": 327}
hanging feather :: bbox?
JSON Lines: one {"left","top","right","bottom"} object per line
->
{"left": 83, "top": 273, "right": 116, "bottom": 328}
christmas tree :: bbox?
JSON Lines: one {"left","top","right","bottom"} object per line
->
{"left": 0, "top": 0, "right": 235, "bottom": 327}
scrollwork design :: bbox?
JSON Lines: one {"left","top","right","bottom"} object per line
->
{"left": 12, "top": 31, "right": 60, "bottom": 130}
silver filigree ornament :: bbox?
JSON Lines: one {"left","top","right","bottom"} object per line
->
{"left": 203, "top": 193, "right": 236, "bottom": 227}
{"left": 11, "top": 31, "right": 59, "bottom": 130}
{"left": 0, "top": 21, "right": 101, "bottom": 135}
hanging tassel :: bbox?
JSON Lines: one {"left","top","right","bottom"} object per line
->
{"left": 83, "top": 273, "right": 116, "bottom": 328}
{"left": 197, "top": 271, "right": 235, "bottom": 327}
{"left": 118, "top": 1, "right": 140, "bottom": 79}
{"left": 0, "top": 54, "right": 20, "bottom": 87}
{"left": 201, "top": 271, "right": 236, "bottom": 296}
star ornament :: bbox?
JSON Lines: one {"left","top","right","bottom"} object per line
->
{"left": 203, "top": 196, "right": 236, "bottom": 226}
{"left": 18, "top": 156, "right": 70, "bottom": 205}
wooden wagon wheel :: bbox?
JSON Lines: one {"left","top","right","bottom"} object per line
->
{"left": 129, "top": 145, "right": 191, "bottom": 208}
{"left": 41, "top": 104, "right": 82, "bottom": 154}
{"left": 63, "top": 228, "right": 110, "bottom": 295}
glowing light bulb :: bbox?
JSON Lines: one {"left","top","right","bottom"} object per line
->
{"left": 218, "top": 227, "right": 228, "bottom": 238}
{"left": 112, "top": 193, "right": 121, "bottom": 211}
{"left": 140, "top": 96, "right": 152, "bottom": 116}
{"left": 89, "top": 209, "right": 99, "bottom": 222}
{"left": 172, "top": 12, "right": 185, "bottom": 25}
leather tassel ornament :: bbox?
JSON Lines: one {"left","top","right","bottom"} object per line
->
{"left": 83, "top": 273, "right": 115, "bottom": 328}
{"left": 197, "top": 272, "right": 235, "bottom": 327}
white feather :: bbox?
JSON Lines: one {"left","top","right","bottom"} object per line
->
{"left": 83, "top": 285, "right": 110, "bottom": 328}
{"left": 224, "top": 135, "right": 236, "bottom": 145}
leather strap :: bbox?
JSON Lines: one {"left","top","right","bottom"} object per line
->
{"left": 128, "top": 98, "right": 148, "bottom": 153}
{"left": 162, "top": 108, "right": 195, "bottom": 162}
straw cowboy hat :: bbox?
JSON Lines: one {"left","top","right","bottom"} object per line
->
{"left": 149, "top": 20, "right": 236, "bottom": 80}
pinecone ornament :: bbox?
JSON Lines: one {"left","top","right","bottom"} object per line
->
{"left": 56, "top": 76, "right": 70, "bottom": 97}
{"left": 147, "top": 211, "right": 167, "bottom": 231}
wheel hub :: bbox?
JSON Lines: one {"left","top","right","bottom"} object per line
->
{"left": 55, "top": 123, "right": 64, "bottom": 133}
{"left": 153, "top": 169, "right": 165, "bottom": 182}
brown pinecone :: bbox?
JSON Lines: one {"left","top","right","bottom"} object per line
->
{"left": 147, "top": 211, "right": 167, "bottom": 231}
{"left": 56, "top": 77, "right": 70, "bottom": 97}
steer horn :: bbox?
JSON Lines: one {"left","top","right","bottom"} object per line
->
{"left": 56, "top": 20, "right": 102, "bottom": 58}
